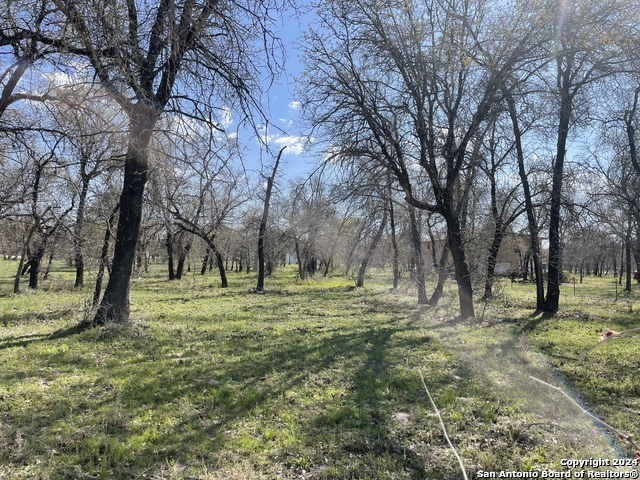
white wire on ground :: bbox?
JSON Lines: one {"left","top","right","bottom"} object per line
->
{"left": 529, "top": 375, "right": 639, "bottom": 451}
{"left": 417, "top": 367, "right": 469, "bottom": 480}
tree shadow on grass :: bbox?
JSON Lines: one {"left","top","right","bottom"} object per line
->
{"left": 519, "top": 311, "right": 557, "bottom": 333}
{"left": 0, "top": 321, "right": 91, "bottom": 351}
{"left": 1, "top": 313, "right": 437, "bottom": 479}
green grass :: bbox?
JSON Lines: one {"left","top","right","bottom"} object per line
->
{"left": 0, "top": 263, "right": 638, "bottom": 479}
{"left": 497, "top": 275, "right": 640, "bottom": 438}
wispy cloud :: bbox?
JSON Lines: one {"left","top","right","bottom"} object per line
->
{"left": 288, "top": 100, "right": 302, "bottom": 110}
{"left": 273, "top": 135, "right": 309, "bottom": 155}
{"left": 261, "top": 131, "right": 311, "bottom": 155}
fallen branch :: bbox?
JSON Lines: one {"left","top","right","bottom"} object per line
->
{"left": 529, "top": 375, "right": 639, "bottom": 451}
{"left": 417, "top": 368, "right": 469, "bottom": 480}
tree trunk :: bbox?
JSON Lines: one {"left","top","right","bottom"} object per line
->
{"left": 483, "top": 226, "right": 505, "bottom": 300}
{"left": 175, "top": 235, "right": 192, "bottom": 279}
{"left": 504, "top": 89, "right": 545, "bottom": 310}
{"left": 0, "top": 55, "right": 31, "bottom": 117}
{"left": 443, "top": 208, "right": 474, "bottom": 319}
{"left": 42, "top": 253, "right": 54, "bottom": 280}
{"left": 166, "top": 231, "right": 176, "bottom": 280}
{"left": 619, "top": 243, "right": 624, "bottom": 286}
{"left": 429, "top": 243, "right": 449, "bottom": 305}
{"left": 13, "top": 242, "right": 29, "bottom": 294}
{"left": 295, "top": 240, "right": 305, "bottom": 280}
{"left": 201, "top": 249, "right": 210, "bottom": 275}
{"left": 215, "top": 250, "right": 228, "bottom": 288}
{"left": 93, "top": 106, "right": 156, "bottom": 325}
{"left": 27, "top": 242, "right": 47, "bottom": 290}
{"left": 408, "top": 206, "right": 428, "bottom": 304}
{"left": 389, "top": 192, "right": 399, "bottom": 290}
{"left": 625, "top": 216, "right": 633, "bottom": 292}
{"left": 544, "top": 63, "right": 573, "bottom": 313}
{"left": 356, "top": 207, "right": 388, "bottom": 288}
{"left": 257, "top": 147, "right": 284, "bottom": 291}
{"left": 93, "top": 203, "right": 120, "bottom": 308}
{"left": 74, "top": 179, "right": 89, "bottom": 288}
{"left": 323, "top": 256, "right": 332, "bottom": 277}
{"left": 626, "top": 236, "right": 632, "bottom": 293}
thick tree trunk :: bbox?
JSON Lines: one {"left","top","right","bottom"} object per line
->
{"left": 166, "top": 231, "right": 175, "bottom": 280}
{"left": 356, "top": 207, "right": 388, "bottom": 288}
{"left": 443, "top": 209, "right": 474, "bottom": 319}
{"left": 175, "top": 235, "right": 192, "bottom": 279}
{"left": 27, "top": 242, "right": 47, "bottom": 289}
{"left": 215, "top": 250, "right": 228, "bottom": 288}
{"left": 93, "top": 106, "right": 156, "bottom": 325}
{"left": 408, "top": 206, "right": 428, "bottom": 304}
{"left": 544, "top": 64, "right": 573, "bottom": 312}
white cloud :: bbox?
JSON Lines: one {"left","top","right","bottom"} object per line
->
{"left": 220, "top": 105, "right": 233, "bottom": 128}
{"left": 274, "top": 135, "right": 308, "bottom": 155}
{"left": 288, "top": 100, "right": 302, "bottom": 110}
{"left": 261, "top": 133, "right": 311, "bottom": 156}
{"left": 278, "top": 118, "right": 293, "bottom": 128}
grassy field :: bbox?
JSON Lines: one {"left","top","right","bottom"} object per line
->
{"left": 0, "top": 262, "right": 639, "bottom": 479}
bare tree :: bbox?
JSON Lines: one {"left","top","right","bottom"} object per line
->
{"left": 257, "top": 146, "right": 285, "bottom": 292}
{"left": 301, "top": 0, "right": 548, "bottom": 318}
{"left": 1, "top": 0, "right": 287, "bottom": 324}
{"left": 539, "top": 0, "right": 638, "bottom": 311}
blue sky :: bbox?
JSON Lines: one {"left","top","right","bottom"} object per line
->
{"left": 0, "top": 2, "right": 318, "bottom": 181}
{"left": 236, "top": 4, "right": 318, "bottom": 181}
